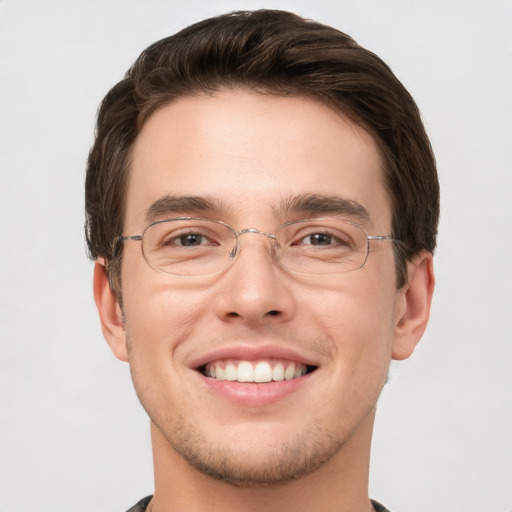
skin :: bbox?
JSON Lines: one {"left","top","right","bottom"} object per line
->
{"left": 94, "top": 90, "right": 434, "bottom": 512}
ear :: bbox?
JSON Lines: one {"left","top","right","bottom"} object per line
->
{"left": 93, "top": 260, "right": 128, "bottom": 362}
{"left": 392, "top": 251, "right": 435, "bottom": 360}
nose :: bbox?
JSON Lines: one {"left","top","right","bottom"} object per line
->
{"left": 214, "top": 230, "right": 296, "bottom": 326}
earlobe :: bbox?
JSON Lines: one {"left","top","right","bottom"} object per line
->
{"left": 93, "top": 260, "right": 128, "bottom": 362}
{"left": 392, "top": 251, "right": 435, "bottom": 360}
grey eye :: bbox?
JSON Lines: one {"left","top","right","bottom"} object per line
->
{"left": 174, "top": 233, "right": 208, "bottom": 246}
{"left": 298, "top": 231, "right": 351, "bottom": 247}
{"left": 303, "top": 233, "right": 334, "bottom": 246}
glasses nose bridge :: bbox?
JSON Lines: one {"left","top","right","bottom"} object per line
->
{"left": 230, "top": 227, "right": 280, "bottom": 259}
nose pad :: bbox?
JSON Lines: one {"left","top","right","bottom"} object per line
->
{"left": 229, "top": 228, "right": 280, "bottom": 262}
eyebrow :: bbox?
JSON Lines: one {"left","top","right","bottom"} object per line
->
{"left": 275, "top": 193, "right": 372, "bottom": 227}
{"left": 145, "top": 195, "right": 230, "bottom": 223}
{"left": 145, "top": 193, "right": 371, "bottom": 226}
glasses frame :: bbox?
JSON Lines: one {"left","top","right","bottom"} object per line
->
{"left": 114, "top": 216, "right": 396, "bottom": 277}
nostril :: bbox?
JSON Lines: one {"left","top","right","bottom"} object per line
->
{"left": 267, "top": 310, "right": 280, "bottom": 316}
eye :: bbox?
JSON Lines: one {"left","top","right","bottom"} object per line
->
{"left": 296, "top": 230, "right": 351, "bottom": 247}
{"left": 300, "top": 232, "right": 336, "bottom": 246}
{"left": 161, "top": 230, "right": 218, "bottom": 248}
{"left": 172, "top": 233, "right": 211, "bottom": 247}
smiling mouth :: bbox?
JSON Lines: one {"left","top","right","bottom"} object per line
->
{"left": 200, "top": 359, "right": 317, "bottom": 383}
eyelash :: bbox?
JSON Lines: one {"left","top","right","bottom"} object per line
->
{"left": 162, "top": 230, "right": 217, "bottom": 247}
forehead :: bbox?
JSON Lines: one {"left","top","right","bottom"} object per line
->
{"left": 126, "top": 89, "right": 390, "bottom": 231}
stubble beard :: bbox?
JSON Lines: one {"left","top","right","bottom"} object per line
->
{"left": 152, "top": 412, "right": 346, "bottom": 488}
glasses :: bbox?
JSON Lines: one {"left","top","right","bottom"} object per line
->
{"left": 115, "top": 217, "right": 395, "bottom": 277}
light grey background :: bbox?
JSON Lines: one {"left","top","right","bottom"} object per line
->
{"left": 1, "top": 1, "right": 511, "bottom": 511}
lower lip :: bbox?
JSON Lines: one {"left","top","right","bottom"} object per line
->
{"left": 199, "top": 372, "right": 313, "bottom": 407}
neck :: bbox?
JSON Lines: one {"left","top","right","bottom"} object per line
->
{"left": 149, "top": 409, "right": 376, "bottom": 512}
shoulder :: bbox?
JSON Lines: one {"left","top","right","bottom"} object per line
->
{"left": 371, "top": 499, "right": 392, "bottom": 512}
{"left": 125, "top": 495, "right": 153, "bottom": 512}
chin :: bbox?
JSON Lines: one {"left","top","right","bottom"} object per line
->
{"left": 157, "top": 414, "right": 346, "bottom": 488}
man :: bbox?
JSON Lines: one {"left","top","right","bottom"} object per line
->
{"left": 86, "top": 9, "right": 438, "bottom": 512}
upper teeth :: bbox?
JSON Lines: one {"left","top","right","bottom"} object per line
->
{"left": 205, "top": 360, "right": 307, "bottom": 383}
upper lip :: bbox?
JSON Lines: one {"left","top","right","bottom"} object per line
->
{"left": 189, "top": 344, "right": 321, "bottom": 370}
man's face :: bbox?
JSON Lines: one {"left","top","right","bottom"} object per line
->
{"left": 116, "top": 90, "right": 405, "bottom": 485}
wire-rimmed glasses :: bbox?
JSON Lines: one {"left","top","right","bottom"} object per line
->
{"left": 115, "top": 217, "right": 395, "bottom": 277}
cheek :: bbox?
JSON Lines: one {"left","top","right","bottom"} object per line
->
{"left": 306, "top": 267, "right": 397, "bottom": 367}
{"left": 296, "top": 279, "right": 395, "bottom": 433}
{"left": 122, "top": 279, "right": 213, "bottom": 414}
{"left": 121, "top": 255, "right": 212, "bottom": 358}
{"left": 125, "top": 288, "right": 207, "bottom": 348}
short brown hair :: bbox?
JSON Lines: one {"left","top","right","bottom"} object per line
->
{"left": 85, "top": 9, "right": 439, "bottom": 296}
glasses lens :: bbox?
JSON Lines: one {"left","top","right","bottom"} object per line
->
{"left": 139, "top": 217, "right": 370, "bottom": 277}
{"left": 142, "top": 219, "right": 235, "bottom": 276}
{"left": 277, "top": 219, "right": 369, "bottom": 275}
